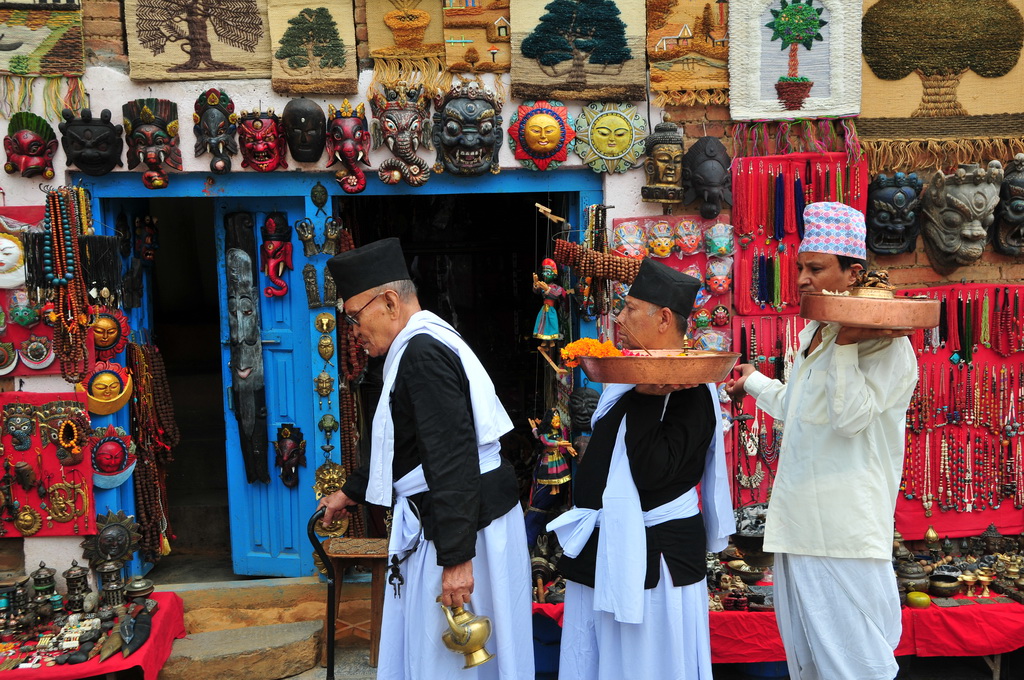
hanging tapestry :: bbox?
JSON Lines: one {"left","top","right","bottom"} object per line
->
{"left": 269, "top": 3, "right": 358, "bottom": 94}
{"left": 443, "top": 0, "right": 511, "bottom": 74}
{"left": 125, "top": 0, "right": 272, "bottom": 81}
{"left": 511, "top": 0, "right": 646, "bottom": 102}
{"left": 0, "top": 3, "right": 85, "bottom": 120}
{"left": 366, "top": 0, "right": 447, "bottom": 95}
{"left": 648, "top": 0, "right": 729, "bottom": 107}
{"left": 859, "top": 0, "right": 1024, "bottom": 174}
{"left": 728, "top": 0, "right": 860, "bottom": 121}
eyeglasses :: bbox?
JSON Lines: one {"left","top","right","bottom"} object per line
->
{"left": 343, "top": 291, "right": 388, "bottom": 326}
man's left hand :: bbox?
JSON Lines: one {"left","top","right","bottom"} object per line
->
{"left": 835, "top": 326, "right": 915, "bottom": 345}
{"left": 441, "top": 560, "right": 474, "bottom": 608}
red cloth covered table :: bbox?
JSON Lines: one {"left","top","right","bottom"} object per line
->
{"left": 3, "top": 591, "right": 186, "bottom": 680}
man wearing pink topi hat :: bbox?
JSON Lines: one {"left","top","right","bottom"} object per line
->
{"left": 727, "top": 202, "right": 918, "bottom": 680}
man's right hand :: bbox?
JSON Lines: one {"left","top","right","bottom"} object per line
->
{"left": 725, "top": 363, "right": 756, "bottom": 401}
{"left": 318, "top": 490, "right": 357, "bottom": 527}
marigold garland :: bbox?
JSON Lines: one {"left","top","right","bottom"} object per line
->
{"left": 560, "top": 338, "right": 622, "bottom": 368}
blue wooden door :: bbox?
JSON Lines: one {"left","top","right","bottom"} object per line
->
{"left": 214, "top": 197, "right": 317, "bottom": 577}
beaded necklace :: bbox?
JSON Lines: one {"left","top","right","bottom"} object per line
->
{"left": 42, "top": 187, "right": 91, "bottom": 383}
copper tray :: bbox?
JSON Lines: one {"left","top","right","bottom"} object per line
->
{"left": 800, "top": 293, "right": 940, "bottom": 329}
{"left": 579, "top": 349, "right": 739, "bottom": 385}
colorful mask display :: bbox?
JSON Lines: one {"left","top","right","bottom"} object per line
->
{"left": 19, "top": 334, "right": 54, "bottom": 370}
{"left": 612, "top": 221, "right": 646, "bottom": 258}
{"left": 573, "top": 103, "right": 647, "bottom": 174}
{"left": 676, "top": 219, "right": 703, "bottom": 256}
{"left": 506, "top": 100, "right": 575, "bottom": 172}
{"left": 86, "top": 425, "right": 137, "bottom": 490}
{"left": 370, "top": 82, "right": 433, "bottom": 187}
{"left": 711, "top": 305, "right": 730, "bottom": 327}
{"left": 59, "top": 108, "right": 123, "bottom": 177}
{"left": 273, "top": 424, "right": 306, "bottom": 488}
{"left": 995, "top": 154, "right": 1024, "bottom": 257}
{"left": 642, "top": 122, "right": 685, "bottom": 204}
{"left": 922, "top": 162, "right": 1003, "bottom": 276}
{"left": 90, "top": 306, "right": 131, "bottom": 360}
{"left": 282, "top": 99, "right": 326, "bottom": 163}
{"left": 706, "top": 257, "right": 733, "bottom": 295}
{"left": 123, "top": 99, "right": 182, "bottom": 190}
{"left": 867, "top": 172, "right": 924, "bottom": 256}
{"left": 432, "top": 81, "right": 502, "bottom": 176}
{"left": 238, "top": 109, "right": 288, "bottom": 172}
{"left": 260, "top": 212, "right": 293, "bottom": 298}
{"left": 79, "top": 361, "right": 133, "bottom": 416}
{"left": 134, "top": 214, "right": 159, "bottom": 263}
{"left": 0, "top": 232, "right": 26, "bottom": 289}
{"left": 193, "top": 88, "right": 238, "bottom": 175}
{"left": 647, "top": 221, "right": 675, "bottom": 258}
{"left": 4, "top": 112, "right": 58, "bottom": 180}
{"left": 37, "top": 400, "right": 91, "bottom": 467}
{"left": 705, "top": 223, "right": 735, "bottom": 257}
{"left": 3, "top": 403, "right": 35, "bottom": 452}
{"left": 682, "top": 136, "right": 733, "bottom": 219}
{"left": 694, "top": 308, "right": 713, "bottom": 329}
{"left": 326, "top": 100, "right": 371, "bottom": 194}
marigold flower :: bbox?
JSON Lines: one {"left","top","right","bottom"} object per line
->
{"left": 560, "top": 338, "right": 622, "bottom": 368}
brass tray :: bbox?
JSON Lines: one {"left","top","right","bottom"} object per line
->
{"left": 800, "top": 293, "right": 940, "bottom": 329}
{"left": 579, "top": 349, "right": 739, "bottom": 385}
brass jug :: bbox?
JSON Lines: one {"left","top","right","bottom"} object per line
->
{"left": 440, "top": 603, "right": 494, "bottom": 669}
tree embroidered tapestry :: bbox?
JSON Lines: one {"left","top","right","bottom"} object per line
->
{"left": 858, "top": 0, "right": 1024, "bottom": 174}
{"left": 0, "top": 2, "right": 85, "bottom": 120}
{"left": 648, "top": 0, "right": 730, "bottom": 107}
{"left": 511, "top": 0, "right": 647, "bottom": 102}
{"left": 727, "top": 0, "right": 860, "bottom": 121}
{"left": 125, "top": 0, "right": 272, "bottom": 81}
{"left": 269, "top": 2, "right": 358, "bottom": 94}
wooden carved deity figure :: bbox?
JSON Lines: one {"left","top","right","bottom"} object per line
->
{"left": 922, "top": 162, "right": 1003, "bottom": 275}
{"left": 532, "top": 258, "right": 566, "bottom": 350}
{"left": 866, "top": 173, "right": 924, "bottom": 256}
{"left": 642, "top": 122, "right": 685, "bottom": 204}
{"left": 4, "top": 112, "right": 58, "bottom": 180}
{"left": 260, "top": 212, "right": 293, "bottom": 298}
{"left": 369, "top": 82, "right": 433, "bottom": 186}
{"left": 59, "top": 109, "right": 123, "bottom": 177}
{"left": 431, "top": 80, "right": 502, "bottom": 176}
{"left": 994, "top": 154, "right": 1024, "bottom": 257}
{"left": 122, "top": 99, "right": 182, "bottom": 190}
{"left": 682, "top": 136, "right": 733, "bottom": 219}
{"left": 238, "top": 109, "right": 288, "bottom": 172}
{"left": 326, "top": 100, "right": 371, "bottom": 194}
{"left": 193, "top": 89, "right": 238, "bottom": 175}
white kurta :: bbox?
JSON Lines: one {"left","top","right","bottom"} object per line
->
{"left": 744, "top": 321, "right": 917, "bottom": 680}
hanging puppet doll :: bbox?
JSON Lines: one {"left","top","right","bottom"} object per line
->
{"left": 524, "top": 408, "right": 576, "bottom": 548}
{"left": 532, "top": 258, "right": 566, "bottom": 351}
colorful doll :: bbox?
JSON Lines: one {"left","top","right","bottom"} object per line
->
{"left": 532, "top": 259, "right": 566, "bottom": 350}
{"left": 676, "top": 219, "right": 703, "bottom": 256}
{"left": 647, "top": 220, "right": 674, "bottom": 258}
{"left": 524, "top": 408, "right": 576, "bottom": 547}
{"left": 706, "top": 257, "right": 733, "bottom": 296}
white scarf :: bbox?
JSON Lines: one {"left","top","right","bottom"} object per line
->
{"left": 366, "top": 310, "right": 513, "bottom": 507}
{"left": 548, "top": 382, "right": 734, "bottom": 624}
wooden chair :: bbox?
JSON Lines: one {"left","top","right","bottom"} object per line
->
{"left": 321, "top": 536, "right": 389, "bottom": 668}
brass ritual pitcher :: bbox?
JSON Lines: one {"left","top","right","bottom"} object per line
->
{"left": 439, "top": 601, "right": 495, "bottom": 669}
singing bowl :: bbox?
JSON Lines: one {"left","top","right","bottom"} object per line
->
{"left": 578, "top": 350, "right": 739, "bottom": 385}
{"left": 800, "top": 293, "right": 941, "bottom": 329}
{"left": 727, "top": 560, "right": 765, "bottom": 585}
{"left": 929, "top": 574, "right": 963, "bottom": 598}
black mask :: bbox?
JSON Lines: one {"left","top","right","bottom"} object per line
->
{"left": 282, "top": 99, "right": 326, "bottom": 163}
{"left": 682, "top": 136, "right": 733, "bottom": 220}
{"left": 58, "top": 108, "right": 123, "bottom": 177}
{"left": 866, "top": 172, "right": 923, "bottom": 256}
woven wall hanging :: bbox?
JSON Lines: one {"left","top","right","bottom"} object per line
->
{"left": 859, "top": 0, "right": 1024, "bottom": 174}
{"left": 125, "top": 0, "right": 272, "bottom": 81}
{"left": 269, "top": 3, "right": 358, "bottom": 94}
{"left": 367, "top": 0, "right": 448, "bottom": 96}
{"left": 511, "top": 0, "right": 646, "bottom": 102}
{"left": 648, "top": 0, "right": 729, "bottom": 107}
{"left": 443, "top": 0, "right": 511, "bottom": 75}
{"left": 728, "top": 0, "right": 860, "bottom": 122}
{"left": 0, "top": 3, "right": 85, "bottom": 120}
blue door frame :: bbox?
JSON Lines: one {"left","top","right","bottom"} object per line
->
{"left": 79, "top": 169, "right": 603, "bottom": 577}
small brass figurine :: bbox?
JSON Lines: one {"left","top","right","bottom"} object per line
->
{"left": 440, "top": 601, "right": 494, "bottom": 669}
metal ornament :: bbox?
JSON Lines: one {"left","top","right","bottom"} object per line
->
{"left": 315, "top": 312, "right": 336, "bottom": 333}
{"left": 311, "top": 181, "right": 329, "bottom": 216}
{"left": 79, "top": 361, "right": 134, "bottom": 416}
{"left": 46, "top": 482, "right": 88, "bottom": 523}
{"left": 0, "top": 342, "right": 17, "bottom": 375}
{"left": 91, "top": 306, "right": 131, "bottom": 360}
{"left": 315, "top": 370, "right": 334, "bottom": 408}
{"left": 295, "top": 218, "right": 319, "bottom": 257}
{"left": 18, "top": 334, "right": 55, "bottom": 369}
{"left": 273, "top": 424, "right": 306, "bottom": 489}
{"left": 322, "top": 217, "right": 340, "bottom": 256}
{"left": 14, "top": 505, "right": 41, "bottom": 536}
{"left": 313, "top": 459, "right": 348, "bottom": 537}
{"left": 323, "top": 268, "right": 337, "bottom": 306}
{"left": 318, "top": 414, "right": 339, "bottom": 453}
{"left": 318, "top": 334, "right": 335, "bottom": 362}
{"left": 303, "top": 263, "right": 321, "bottom": 308}
{"left": 80, "top": 510, "right": 141, "bottom": 568}
{"left": 572, "top": 103, "right": 647, "bottom": 174}
{"left": 507, "top": 100, "right": 575, "bottom": 172}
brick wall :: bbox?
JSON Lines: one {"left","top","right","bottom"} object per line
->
{"left": 81, "top": 0, "right": 127, "bottom": 71}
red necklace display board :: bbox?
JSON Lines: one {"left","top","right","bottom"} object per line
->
{"left": 0, "top": 591, "right": 186, "bottom": 679}
{"left": 896, "top": 283, "right": 1024, "bottom": 540}
{"left": 0, "top": 391, "right": 94, "bottom": 538}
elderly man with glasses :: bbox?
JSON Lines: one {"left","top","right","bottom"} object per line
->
{"left": 319, "top": 238, "right": 533, "bottom": 680}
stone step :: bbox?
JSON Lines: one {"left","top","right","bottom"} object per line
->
{"left": 158, "top": 576, "right": 372, "bottom": 617}
{"left": 158, "top": 619, "right": 323, "bottom": 680}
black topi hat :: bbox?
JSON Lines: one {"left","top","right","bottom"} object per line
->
{"left": 327, "top": 237, "right": 411, "bottom": 302}
{"left": 628, "top": 258, "right": 701, "bottom": 317}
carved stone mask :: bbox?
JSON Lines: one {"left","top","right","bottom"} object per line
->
{"left": 867, "top": 172, "right": 924, "bottom": 256}
{"left": 994, "top": 154, "right": 1024, "bottom": 257}
{"left": 238, "top": 110, "right": 288, "bottom": 172}
{"left": 58, "top": 108, "right": 123, "bottom": 177}
{"left": 568, "top": 387, "right": 600, "bottom": 432}
{"left": 122, "top": 99, "right": 182, "bottom": 190}
{"left": 326, "top": 100, "right": 371, "bottom": 194}
{"left": 642, "top": 122, "right": 684, "bottom": 204}
{"left": 682, "top": 136, "right": 733, "bottom": 219}
{"left": 193, "top": 88, "right": 238, "bottom": 174}
{"left": 4, "top": 112, "right": 58, "bottom": 180}
{"left": 432, "top": 82, "right": 502, "bottom": 176}
{"left": 922, "top": 162, "right": 1003, "bottom": 276}
{"left": 282, "top": 99, "right": 326, "bottom": 163}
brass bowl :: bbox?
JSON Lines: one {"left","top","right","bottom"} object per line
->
{"left": 800, "top": 293, "right": 940, "bottom": 329}
{"left": 929, "top": 574, "right": 962, "bottom": 598}
{"left": 579, "top": 350, "right": 739, "bottom": 385}
{"left": 727, "top": 560, "right": 765, "bottom": 585}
